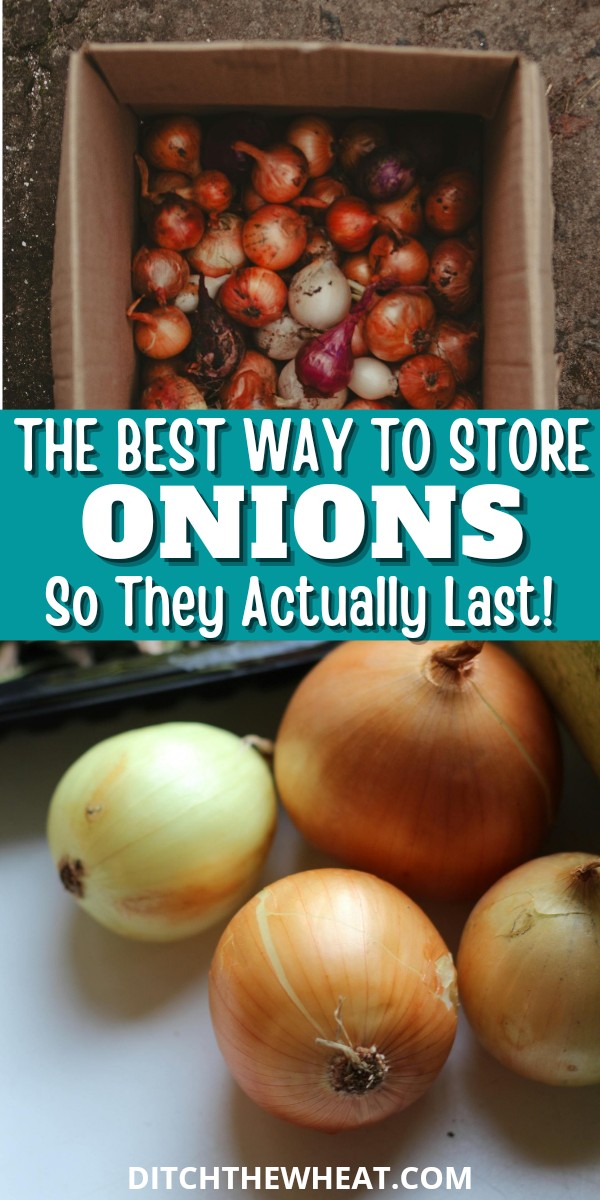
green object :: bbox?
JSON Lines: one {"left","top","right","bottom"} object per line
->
{"left": 517, "top": 643, "right": 600, "bottom": 779}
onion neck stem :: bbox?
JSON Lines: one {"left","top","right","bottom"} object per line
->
{"left": 425, "top": 641, "right": 482, "bottom": 689}
{"left": 570, "top": 860, "right": 600, "bottom": 901}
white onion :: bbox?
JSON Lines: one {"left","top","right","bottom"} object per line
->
{"left": 277, "top": 359, "right": 347, "bottom": 409}
{"left": 348, "top": 356, "right": 399, "bottom": 400}
{"left": 288, "top": 258, "right": 351, "bottom": 331}
{"left": 174, "top": 275, "right": 200, "bottom": 312}
{"left": 254, "top": 310, "right": 315, "bottom": 360}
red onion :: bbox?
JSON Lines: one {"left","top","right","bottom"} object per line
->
{"left": 203, "top": 114, "right": 270, "bottom": 181}
{"left": 184, "top": 277, "right": 245, "bottom": 388}
{"left": 358, "top": 146, "right": 417, "bottom": 202}
{"left": 295, "top": 288, "right": 374, "bottom": 397}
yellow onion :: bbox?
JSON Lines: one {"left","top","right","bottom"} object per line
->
{"left": 457, "top": 853, "right": 600, "bottom": 1085}
{"left": 274, "top": 642, "right": 561, "bottom": 901}
{"left": 209, "top": 868, "right": 458, "bottom": 1131}
{"left": 47, "top": 723, "right": 277, "bottom": 941}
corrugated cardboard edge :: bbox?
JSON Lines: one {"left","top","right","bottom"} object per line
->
{"left": 520, "top": 58, "right": 557, "bottom": 407}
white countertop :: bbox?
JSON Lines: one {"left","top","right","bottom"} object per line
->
{"left": 1, "top": 674, "right": 599, "bottom": 1199}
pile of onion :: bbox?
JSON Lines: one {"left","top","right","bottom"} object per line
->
{"left": 457, "top": 853, "right": 600, "bottom": 1085}
{"left": 274, "top": 641, "right": 562, "bottom": 901}
{"left": 47, "top": 723, "right": 277, "bottom": 941}
{"left": 129, "top": 110, "right": 484, "bottom": 408}
{"left": 209, "top": 868, "right": 458, "bottom": 1131}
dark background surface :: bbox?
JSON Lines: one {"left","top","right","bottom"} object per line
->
{"left": 3, "top": 0, "right": 599, "bottom": 409}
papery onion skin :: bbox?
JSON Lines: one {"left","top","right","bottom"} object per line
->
{"left": 242, "top": 204, "right": 307, "bottom": 271}
{"left": 338, "top": 119, "right": 389, "bottom": 175}
{"left": 457, "top": 853, "right": 600, "bottom": 1085}
{"left": 374, "top": 185, "right": 424, "bottom": 237}
{"left": 432, "top": 318, "right": 482, "bottom": 385}
{"left": 146, "top": 194, "right": 206, "bottom": 252}
{"left": 425, "top": 168, "right": 481, "bottom": 236}
{"left": 447, "top": 389, "right": 478, "bottom": 410}
{"left": 369, "top": 233, "right": 429, "bottom": 287}
{"left": 142, "top": 115, "right": 202, "bottom": 178}
{"left": 47, "top": 723, "right": 277, "bottom": 941}
{"left": 132, "top": 246, "right": 190, "bottom": 305}
{"left": 285, "top": 115, "right": 336, "bottom": 178}
{"left": 219, "top": 266, "right": 288, "bottom": 328}
{"left": 325, "top": 197, "right": 379, "bottom": 253}
{"left": 357, "top": 146, "right": 417, "bottom": 203}
{"left": 428, "top": 238, "right": 481, "bottom": 317}
{"left": 141, "top": 376, "right": 207, "bottom": 410}
{"left": 274, "top": 641, "right": 561, "bottom": 902}
{"left": 397, "top": 353, "right": 456, "bottom": 409}
{"left": 305, "top": 176, "right": 350, "bottom": 208}
{"left": 186, "top": 212, "right": 246, "bottom": 278}
{"left": 365, "top": 290, "right": 436, "bottom": 362}
{"left": 234, "top": 141, "right": 310, "bottom": 204}
{"left": 127, "top": 302, "right": 192, "bottom": 359}
{"left": 209, "top": 868, "right": 458, "bottom": 1132}
{"left": 344, "top": 397, "right": 397, "bottom": 410}
{"left": 278, "top": 359, "right": 347, "bottom": 409}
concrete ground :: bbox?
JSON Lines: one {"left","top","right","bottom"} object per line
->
{"left": 3, "top": 0, "right": 599, "bottom": 408}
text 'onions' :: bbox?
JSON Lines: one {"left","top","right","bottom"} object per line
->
{"left": 47, "top": 723, "right": 277, "bottom": 941}
{"left": 457, "top": 853, "right": 600, "bottom": 1085}
{"left": 209, "top": 868, "right": 458, "bottom": 1131}
{"left": 274, "top": 641, "right": 562, "bottom": 901}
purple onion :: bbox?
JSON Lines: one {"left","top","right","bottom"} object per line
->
{"left": 184, "top": 277, "right": 245, "bottom": 387}
{"left": 295, "top": 288, "right": 374, "bottom": 397}
{"left": 358, "top": 146, "right": 417, "bottom": 202}
{"left": 203, "top": 114, "right": 270, "bottom": 181}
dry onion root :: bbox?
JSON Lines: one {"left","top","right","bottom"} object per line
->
{"left": 457, "top": 853, "right": 600, "bottom": 1085}
{"left": 274, "top": 641, "right": 562, "bottom": 902}
{"left": 209, "top": 868, "right": 458, "bottom": 1131}
{"left": 47, "top": 723, "right": 277, "bottom": 941}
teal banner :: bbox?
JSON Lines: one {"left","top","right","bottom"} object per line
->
{"left": 0, "top": 410, "right": 596, "bottom": 641}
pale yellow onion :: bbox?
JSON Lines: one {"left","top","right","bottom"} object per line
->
{"left": 47, "top": 723, "right": 277, "bottom": 941}
{"left": 274, "top": 641, "right": 561, "bottom": 902}
{"left": 457, "top": 852, "right": 600, "bottom": 1086}
{"left": 209, "top": 868, "right": 458, "bottom": 1131}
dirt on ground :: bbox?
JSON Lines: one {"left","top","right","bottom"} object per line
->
{"left": 3, "top": 0, "right": 599, "bottom": 408}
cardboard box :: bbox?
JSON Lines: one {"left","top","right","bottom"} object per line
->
{"left": 51, "top": 41, "right": 556, "bottom": 410}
